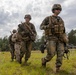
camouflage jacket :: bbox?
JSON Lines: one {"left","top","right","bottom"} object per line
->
{"left": 40, "top": 15, "right": 68, "bottom": 43}
{"left": 40, "top": 15, "right": 65, "bottom": 36}
{"left": 18, "top": 22, "right": 37, "bottom": 41}
{"left": 11, "top": 33, "right": 17, "bottom": 42}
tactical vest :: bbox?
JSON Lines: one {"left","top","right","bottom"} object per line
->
{"left": 50, "top": 16, "right": 65, "bottom": 35}
{"left": 45, "top": 16, "right": 65, "bottom": 36}
{"left": 18, "top": 22, "right": 36, "bottom": 41}
{"left": 18, "top": 23, "right": 30, "bottom": 37}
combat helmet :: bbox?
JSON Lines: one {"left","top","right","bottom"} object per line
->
{"left": 24, "top": 14, "right": 31, "bottom": 20}
{"left": 52, "top": 4, "right": 62, "bottom": 13}
{"left": 12, "top": 29, "right": 16, "bottom": 33}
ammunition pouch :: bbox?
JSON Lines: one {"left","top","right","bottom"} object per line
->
{"left": 51, "top": 24, "right": 64, "bottom": 34}
{"left": 45, "top": 29, "right": 49, "bottom": 35}
{"left": 44, "top": 24, "right": 65, "bottom": 36}
{"left": 59, "top": 33, "right": 69, "bottom": 43}
{"left": 45, "top": 29, "right": 52, "bottom": 36}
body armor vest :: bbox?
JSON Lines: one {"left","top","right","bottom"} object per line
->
{"left": 50, "top": 16, "right": 65, "bottom": 35}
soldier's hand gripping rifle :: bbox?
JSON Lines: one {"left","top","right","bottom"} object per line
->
{"left": 21, "top": 22, "right": 36, "bottom": 41}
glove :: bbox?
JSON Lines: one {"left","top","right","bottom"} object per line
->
{"left": 43, "top": 25, "right": 49, "bottom": 29}
{"left": 64, "top": 46, "right": 69, "bottom": 54}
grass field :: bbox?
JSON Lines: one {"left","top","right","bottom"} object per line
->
{"left": 0, "top": 50, "right": 76, "bottom": 75}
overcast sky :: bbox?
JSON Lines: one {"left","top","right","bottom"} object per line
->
{"left": 0, "top": 0, "right": 76, "bottom": 38}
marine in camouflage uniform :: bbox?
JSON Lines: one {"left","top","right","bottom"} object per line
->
{"left": 11, "top": 31, "right": 25, "bottom": 63}
{"left": 8, "top": 29, "right": 16, "bottom": 61}
{"left": 15, "top": 14, "right": 37, "bottom": 64}
{"left": 40, "top": 4, "right": 68, "bottom": 72}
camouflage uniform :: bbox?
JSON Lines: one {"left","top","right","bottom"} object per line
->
{"left": 40, "top": 4, "right": 67, "bottom": 71}
{"left": 11, "top": 32, "right": 25, "bottom": 63}
{"left": 8, "top": 30, "right": 16, "bottom": 61}
{"left": 15, "top": 14, "right": 37, "bottom": 63}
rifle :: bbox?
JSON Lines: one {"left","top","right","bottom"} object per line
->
{"left": 10, "top": 31, "right": 13, "bottom": 34}
{"left": 21, "top": 22, "right": 36, "bottom": 41}
{"left": 40, "top": 41, "right": 46, "bottom": 53}
{"left": 40, "top": 44, "right": 46, "bottom": 53}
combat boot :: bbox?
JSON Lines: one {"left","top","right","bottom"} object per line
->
{"left": 21, "top": 60, "right": 30, "bottom": 66}
{"left": 19, "top": 57, "right": 22, "bottom": 64}
{"left": 41, "top": 58, "right": 46, "bottom": 67}
{"left": 56, "top": 67, "right": 60, "bottom": 73}
{"left": 19, "top": 60, "right": 22, "bottom": 64}
{"left": 17, "top": 57, "right": 22, "bottom": 64}
{"left": 10, "top": 59, "right": 14, "bottom": 62}
{"left": 24, "top": 60, "right": 31, "bottom": 66}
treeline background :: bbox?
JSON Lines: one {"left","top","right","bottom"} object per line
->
{"left": 0, "top": 29, "right": 76, "bottom": 51}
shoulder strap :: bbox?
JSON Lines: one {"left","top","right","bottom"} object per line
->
{"left": 49, "top": 16, "right": 53, "bottom": 28}
{"left": 44, "top": 16, "right": 52, "bottom": 36}
{"left": 24, "top": 23, "right": 35, "bottom": 36}
{"left": 49, "top": 16, "right": 52, "bottom": 25}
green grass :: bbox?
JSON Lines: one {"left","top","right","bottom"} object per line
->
{"left": 0, "top": 50, "right": 76, "bottom": 75}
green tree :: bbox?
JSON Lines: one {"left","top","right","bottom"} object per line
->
{"left": 32, "top": 35, "right": 45, "bottom": 50}
{"left": 0, "top": 36, "right": 9, "bottom": 51}
{"left": 68, "top": 29, "right": 76, "bottom": 45}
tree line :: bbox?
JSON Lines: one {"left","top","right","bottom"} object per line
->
{"left": 0, "top": 29, "right": 76, "bottom": 51}
{"left": 0, "top": 36, "right": 9, "bottom": 51}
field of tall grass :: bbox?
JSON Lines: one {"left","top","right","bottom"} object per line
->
{"left": 0, "top": 50, "right": 76, "bottom": 75}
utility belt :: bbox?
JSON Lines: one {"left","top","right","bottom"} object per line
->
{"left": 45, "top": 28, "right": 64, "bottom": 37}
{"left": 47, "top": 33, "right": 68, "bottom": 44}
{"left": 22, "top": 36, "right": 35, "bottom": 42}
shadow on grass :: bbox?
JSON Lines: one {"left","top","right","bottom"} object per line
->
{"left": 57, "top": 70, "right": 76, "bottom": 75}
{"left": 20, "top": 63, "right": 76, "bottom": 75}
{"left": 21, "top": 63, "right": 56, "bottom": 75}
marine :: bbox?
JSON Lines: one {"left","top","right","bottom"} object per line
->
{"left": 40, "top": 4, "right": 68, "bottom": 72}
{"left": 8, "top": 29, "right": 17, "bottom": 61}
{"left": 13, "top": 14, "right": 37, "bottom": 64}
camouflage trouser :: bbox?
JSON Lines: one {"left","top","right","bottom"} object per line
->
{"left": 14, "top": 41, "right": 25, "bottom": 62}
{"left": 9, "top": 44, "right": 15, "bottom": 60}
{"left": 14, "top": 41, "right": 32, "bottom": 62}
{"left": 43, "top": 39, "right": 64, "bottom": 68}
{"left": 24, "top": 41, "right": 32, "bottom": 61}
